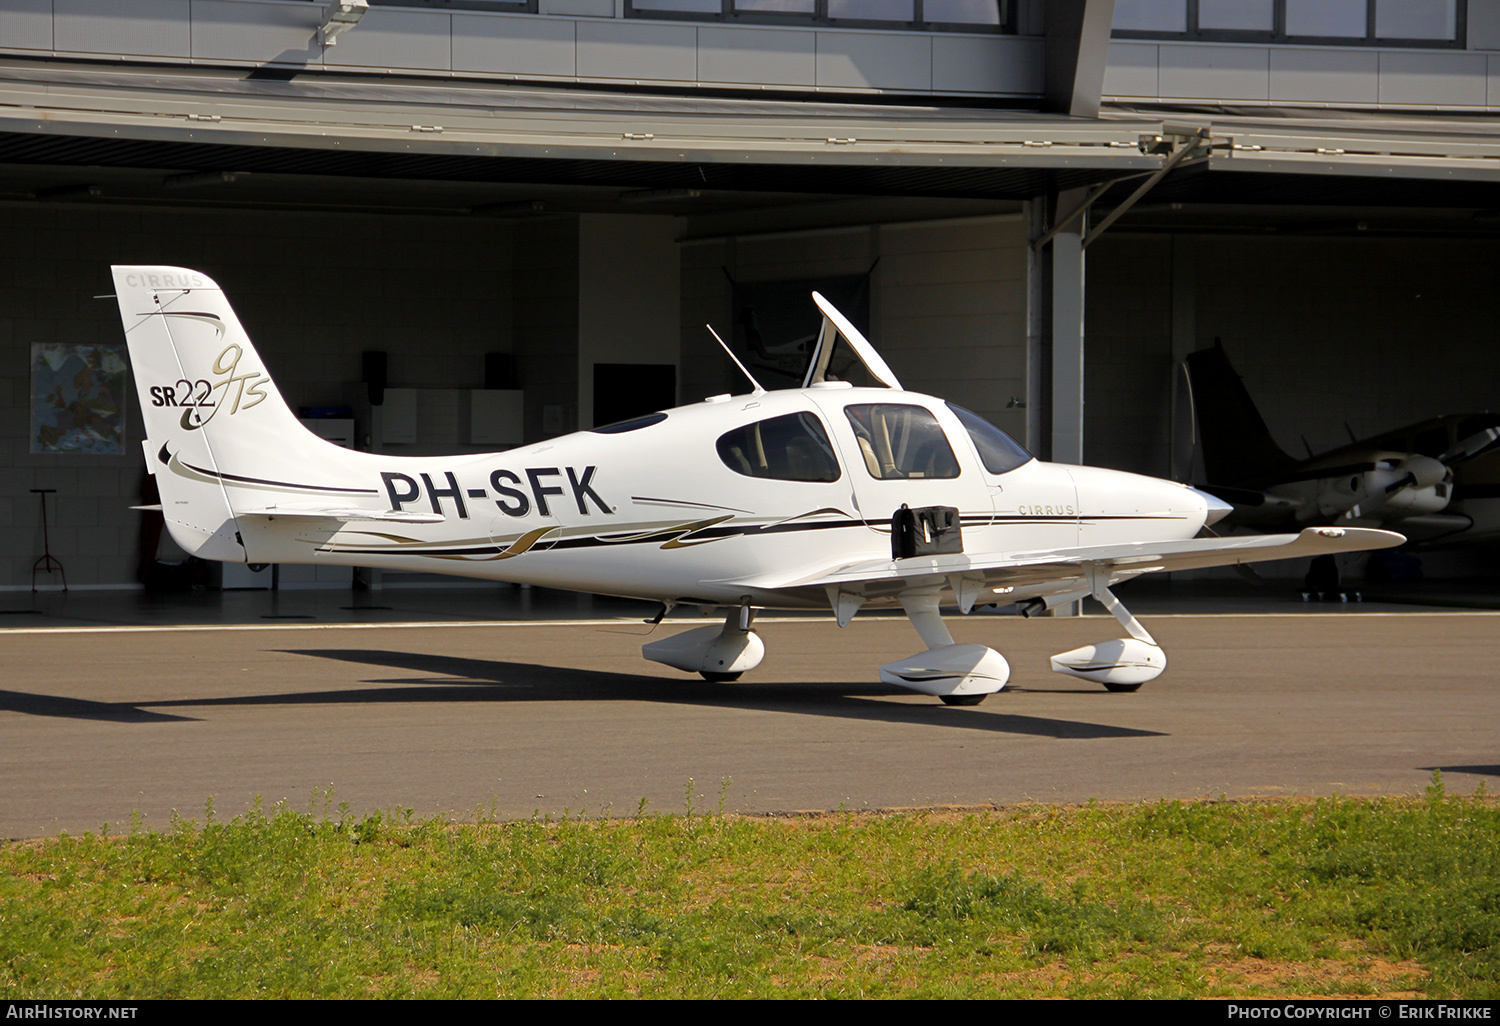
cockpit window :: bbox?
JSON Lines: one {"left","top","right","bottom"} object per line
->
{"left": 947, "top": 402, "right": 1032, "bottom": 475}
{"left": 716, "top": 412, "right": 841, "bottom": 483}
{"left": 844, "top": 404, "right": 959, "bottom": 480}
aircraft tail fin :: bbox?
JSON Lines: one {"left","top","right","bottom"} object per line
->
{"left": 1182, "top": 341, "right": 1299, "bottom": 487}
{"left": 111, "top": 266, "right": 356, "bottom": 562}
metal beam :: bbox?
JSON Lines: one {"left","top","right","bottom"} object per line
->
{"left": 1083, "top": 129, "right": 1211, "bottom": 248}
{"left": 1030, "top": 178, "right": 1118, "bottom": 253}
{"left": 1044, "top": 0, "right": 1119, "bottom": 118}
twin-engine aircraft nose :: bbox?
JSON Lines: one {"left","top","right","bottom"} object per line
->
{"left": 1192, "top": 487, "right": 1234, "bottom": 527}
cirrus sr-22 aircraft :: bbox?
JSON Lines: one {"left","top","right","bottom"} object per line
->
{"left": 113, "top": 266, "right": 1402, "bottom": 705}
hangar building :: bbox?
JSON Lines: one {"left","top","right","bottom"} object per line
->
{"left": 1, "top": 0, "right": 1497, "bottom": 591}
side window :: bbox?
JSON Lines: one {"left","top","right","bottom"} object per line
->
{"left": 947, "top": 403, "right": 1033, "bottom": 475}
{"left": 716, "top": 412, "right": 841, "bottom": 483}
{"left": 843, "top": 404, "right": 960, "bottom": 480}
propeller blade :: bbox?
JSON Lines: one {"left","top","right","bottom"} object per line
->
{"left": 1384, "top": 471, "right": 1418, "bottom": 496}
{"left": 1233, "top": 562, "right": 1265, "bottom": 586}
{"left": 1440, "top": 426, "right": 1500, "bottom": 465}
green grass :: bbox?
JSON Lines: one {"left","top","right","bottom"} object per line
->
{"left": 1, "top": 777, "right": 1495, "bottom": 998}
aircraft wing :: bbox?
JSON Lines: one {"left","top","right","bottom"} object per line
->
{"left": 725, "top": 527, "right": 1404, "bottom": 607}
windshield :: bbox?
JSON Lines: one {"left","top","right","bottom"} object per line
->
{"left": 946, "top": 403, "right": 1032, "bottom": 475}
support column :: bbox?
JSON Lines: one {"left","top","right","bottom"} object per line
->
{"left": 1051, "top": 187, "right": 1088, "bottom": 468}
{"left": 1025, "top": 199, "right": 1052, "bottom": 459}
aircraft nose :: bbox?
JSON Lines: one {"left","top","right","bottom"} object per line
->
{"left": 1191, "top": 487, "right": 1234, "bottom": 527}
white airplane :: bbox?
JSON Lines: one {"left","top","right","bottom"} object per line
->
{"left": 112, "top": 266, "right": 1403, "bottom": 705}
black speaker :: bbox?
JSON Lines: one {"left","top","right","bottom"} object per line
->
{"left": 362, "top": 350, "right": 387, "bottom": 406}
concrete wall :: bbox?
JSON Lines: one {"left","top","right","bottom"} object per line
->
{"left": 1085, "top": 232, "right": 1500, "bottom": 479}
{"left": 680, "top": 214, "right": 1030, "bottom": 440}
{"left": 0, "top": 0, "right": 1045, "bottom": 99}
{"left": 0, "top": 201, "right": 514, "bottom": 590}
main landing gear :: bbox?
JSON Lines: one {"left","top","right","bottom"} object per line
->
{"left": 876, "top": 587, "right": 1011, "bottom": 705}
{"left": 1047, "top": 568, "right": 1167, "bottom": 692}
{"left": 641, "top": 567, "right": 1168, "bottom": 703}
{"left": 642, "top": 600, "right": 764, "bottom": 682}
{"left": 877, "top": 566, "right": 1168, "bottom": 704}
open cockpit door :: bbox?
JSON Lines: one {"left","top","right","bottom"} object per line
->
{"left": 802, "top": 292, "right": 902, "bottom": 390}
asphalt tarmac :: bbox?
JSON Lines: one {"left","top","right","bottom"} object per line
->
{"left": 2, "top": 609, "right": 1495, "bottom": 838}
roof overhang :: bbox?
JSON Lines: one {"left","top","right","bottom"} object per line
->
{"left": 0, "top": 58, "right": 1163, "bottom": 199}
{"left": 2, "top": 59, "right": 1498, "bottom": 209}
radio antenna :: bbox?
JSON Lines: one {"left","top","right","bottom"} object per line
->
{"left": 706, "top": 323, "right": 766, "bottom": 396}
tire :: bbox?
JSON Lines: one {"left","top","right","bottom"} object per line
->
{"left": 1103, "top": 681, "right": 1143, "bottom": 693}
{"left": 939, "top": 693, "right": 987, "bottom": 706}
{"left": 700, "top": 671, "right": 742, "bottom": 682}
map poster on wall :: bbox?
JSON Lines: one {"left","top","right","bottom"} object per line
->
{"left": 30, "top": 343, "right": 129, "bottom": 455}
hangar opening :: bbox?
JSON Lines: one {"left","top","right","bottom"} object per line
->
{"left": 2, "top": 0, "right": 1498, "bottom": 601}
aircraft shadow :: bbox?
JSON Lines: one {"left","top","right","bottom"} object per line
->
{"left": 0, "top": 651, "right": 1164, "bottom": 740}
{"left": 0, "top": 689, "right": 199, "bottom": 723}
{"left": 183, "top": 647, "right": 1160, "bottom": 740}
{"left": 1422, "top": 764, "right": 1500, "bottom": 779}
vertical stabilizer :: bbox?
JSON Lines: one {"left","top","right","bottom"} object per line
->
{"left": 111, "top": 266, "right": 343, "bottom": 562}
{"left": 1182, "top": 342, "right": 1299, "bottom": 487}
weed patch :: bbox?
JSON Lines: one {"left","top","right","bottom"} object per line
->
{"left": 1, "top": 784, "right": 1494, "bottom": 998}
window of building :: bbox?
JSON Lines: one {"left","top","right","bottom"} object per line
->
{"left": 1112, "top": 0, "right": 1465, "bottom": 47}
{"left": 716, "top": 412, "right": 842, "bottom": 483}
{"left": 1198, "top": 0, "right": 1274, "bottom": 33}
{"left": 1375, "top": 0, "right": 1460, "bottom": 40}
{"left": 367, "top": 1, "right": 537, "bottom": 12}
{"left": 843, "top": 404, "right": 960, "bottom": 480}
{"left": 627, "top": 0, "right": 1013, "bottom": 32}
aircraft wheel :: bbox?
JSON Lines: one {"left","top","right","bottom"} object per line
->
{"left": 940, "top": 693, "right": 987, "bottom": 706}
{"left": 1103, "top": 681, "right": 1143, "bottom": 693}
{"left": 700, "top": 671, "right": 742, "bottom": 682}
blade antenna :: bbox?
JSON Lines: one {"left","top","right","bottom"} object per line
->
{"left": 706, "top": 324, "right": 766, "bottom": 396}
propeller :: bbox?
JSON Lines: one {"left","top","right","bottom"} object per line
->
{"left": 1439, "top": 425, "right": 1500, "bottom": 465}
{"left": 1341, "top": 426, "right": 1500, "bottom": 521}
